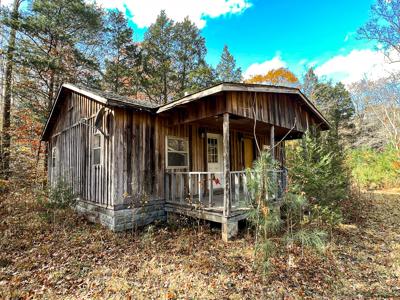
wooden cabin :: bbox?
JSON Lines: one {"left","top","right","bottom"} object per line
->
{"left": 41, "top": 82, "right": 329, "bottom": 241}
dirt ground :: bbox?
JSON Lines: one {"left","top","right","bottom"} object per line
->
{"left": 0, "top": 189, "right": 399, "bottom": 299}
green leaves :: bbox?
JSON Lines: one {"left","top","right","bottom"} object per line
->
{"left": 48, "top": 178, "right": 76, "bottom": 209}
{"left": 348, "top": 146, "right": 400, "bottom": 189}
{"left": 141, "top": 11, "right": 212, "bottom": 103}
{"left": 286, "top": 229, "right": 327, "bottom": 254}
{"left": 216, "top": 45, "right": 242, "bottom": 83}
{"left": 103, "top": 9, "right": 141, "bottom": 95}
{"left": 12, "top": 0, "right": 104, "bottom": 116}
{"left": 287, "top": 130, "right": 349, "bottom": 206}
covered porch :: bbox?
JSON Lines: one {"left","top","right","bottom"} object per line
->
{"left": 163, "top": 112, "right": 289, "bottom": 241}
{"left": 156, "top": 84, "right": 329, "bottom": 240}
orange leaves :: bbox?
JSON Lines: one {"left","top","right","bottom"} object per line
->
{"left": 392, "top": 160, "right": 400, "bottom": 170}
{"left": 246, "top": 68, "right": 299, "bottom": 85}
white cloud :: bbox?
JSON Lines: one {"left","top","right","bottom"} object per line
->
{"left": 244, "top": 54, "right": 287, "bottom": 79}
{"left": 96, "top": 0, "right": 252, "bottom": 28}
{"left": 0, "top": 0, "right": 15, "bottom": 7}
{"left": 314, "top": 49, "right": 400, "bottom": 84}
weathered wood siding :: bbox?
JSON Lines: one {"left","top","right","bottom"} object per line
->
{"left": 48, "top": 90, "right": 285, "bottom": 209}
{"left": 226, "top": 91, "right": 317, "bottom": 132}
{"left": 111, "top": 108, "right": 280, "bottom": 207}
{"left": 166, "top": 91, "right": 322, "bottom": 133}
{"left": 48, "top": 91, "right": 114, "bottom": 207}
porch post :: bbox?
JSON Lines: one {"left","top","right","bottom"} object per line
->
{"left": 223, "top": 112, "right": 231, "bottom": 217}
{"left": 222, "top": 112, "right": 237, "bottom": 242}
{"left": 270, "top": 125, "right": 275, "bottom": 160}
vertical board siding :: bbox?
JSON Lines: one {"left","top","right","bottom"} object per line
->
{"left": 48, "top": 89, "right": 291, "bottom": 210}
{"left": 111, "top": 108, "right": 280, "bottom": 206}
{"left": 49, "top": 91, "right": 113, "bottom": 207}
{"left": 166, "top": 91, "right": 323, "bottom": 134}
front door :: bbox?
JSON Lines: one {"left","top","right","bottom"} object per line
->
{"left": 243, "top": 138, "right": 255, "bottom": 169}
{"left": 207, "top": 133, "right": 223, "bottom": 189}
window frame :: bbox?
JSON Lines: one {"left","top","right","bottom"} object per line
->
{"left": 92, "top": 131, "right": 102, "bottom": 166}
{"left": 165, "top": 136, "right": 189, "bottom": 169}
{"left": 207, "top": 137, "right": 219, "bottom": 163}
{"left": 51, "top": 146, "right": 57, "bottom": 169}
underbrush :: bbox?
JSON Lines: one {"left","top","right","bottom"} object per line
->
{"left": 35, "top": 179, "right": 77, "bottom": 224}
{"left": 246, "top": 151, "right": 343, "bottom": 275}
{"left": 348, "top": 146, "right": 400, "bottom": 190}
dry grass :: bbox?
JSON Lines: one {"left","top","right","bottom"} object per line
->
{"left": 0, "top": 187, "right": 399, "bottom": 299}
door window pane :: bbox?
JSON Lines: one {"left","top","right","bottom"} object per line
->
{"left": 207, "top": 138, "right": 218, "bottom": 163}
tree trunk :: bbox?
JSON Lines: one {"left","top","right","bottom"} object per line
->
{"left": 48, "top": 70, "right": 55, "bottom": 113}
{"left": 163, "top": 71, "right": 167, "bottom": 104}
{"left": 1, "top": 0, "right": 21, "bottom": 180}
{"left": 43, "top": 69, "right": 55, "bottom": 174}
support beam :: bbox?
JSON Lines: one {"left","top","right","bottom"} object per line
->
{"left": 223, "top": 112, "right": 231, "bottom": 218}
{"left": 222, "top": 219, "right": 238, "bottom": 242}
{"left": 270, "top": 125, "right": 275, "bottom": 160}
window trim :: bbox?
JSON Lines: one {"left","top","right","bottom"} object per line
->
{"left": 92, "top": 131, "right": 102, "bottom": 166}
{"left": 165, "top": 136, "right": 189, "bottom": 169}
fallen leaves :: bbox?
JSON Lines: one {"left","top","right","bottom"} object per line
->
{"left": 0, "top": 189, "right": 399, "bottom": 298}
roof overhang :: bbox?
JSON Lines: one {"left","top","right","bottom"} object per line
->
{"left": 157, "top": 82, "right": 330, "bottom": 129}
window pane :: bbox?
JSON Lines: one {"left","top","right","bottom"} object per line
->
{"left": 93, "top": 149, "right": 100, "bottom": 165}
{"left": 168, "top": 138, "right": 186, "bottom": 152}
{"left": 93, "top": 134, "right": 100, "bottom": 148}
{"left": 167, "top": 152, "right": 187, "bottom": 167}
{"left": 208, "top": 138, "right": 218, "bottom": 163}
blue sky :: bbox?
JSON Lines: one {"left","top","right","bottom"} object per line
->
{"left": 82, "top": 0, "right": 400, "bottom": 83}
{"left": 127, "top": 0, "right": 374, "bottom": 62}
{"left": 3, "top": 0, "right": 395, "bottom": 83}
{"left": 200, "top": 0, "right": 375, "bottom": 72}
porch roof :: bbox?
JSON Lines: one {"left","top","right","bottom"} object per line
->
{"left": 156, "top": 82, "right": 330, "bottom": 129}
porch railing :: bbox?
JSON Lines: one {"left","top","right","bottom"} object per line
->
{"left": 165, "top": 171, "right": 224, "bottom": 208}
{"left": 165, "top": 168, "right": 288, "bottom": 212}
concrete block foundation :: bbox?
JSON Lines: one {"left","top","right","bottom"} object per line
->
{"left": 76, "top": 199, "right": 166, "bottom": 231}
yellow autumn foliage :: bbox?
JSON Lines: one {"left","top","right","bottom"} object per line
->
{"left": 246, "top": 68, "right": 299, "bottom": 85}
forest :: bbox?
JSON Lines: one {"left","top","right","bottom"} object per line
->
{"left": 0, "top": 0, "right": 399, "bottom": 298}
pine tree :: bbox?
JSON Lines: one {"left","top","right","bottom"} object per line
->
{"left": 302, "top": 67, "right": 318, "bottom": 100}
{"left": 142, "top": 10, "right": 175, "bottom": 104}
{"left": 314, "top": 82, "right": 355, "bottom": 139}
{"left": 311, "top": 82, "right": 354, "bottom": 199}
{"left": 186, "top": 63, "right": 217, "bottom": 93}
{"left": 103, "top": 10, "right": 141, "bottom": 95}
{"left": 0, "top": 0, "right": 22, "bottom": 179}
{"left": 216, "top": 45, "right": 242, "bottom": 83}
{"left": 16, "top": 0, "right": 104, "bottom": 116}
{"left": 173, "top": 17, "right": 207, "bottom": 96}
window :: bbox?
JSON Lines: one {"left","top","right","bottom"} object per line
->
{"left": 51, "top": 147, "right": 57, "bottom": 168}
{"left": 92, "top": 133, "right": 101, "bottom": 165}
{"left": 166, "top": 136, "right": 188, "bottom": 168}
{"left": 68, "top": 100, "right": 74, "bottom": 125}
{"left": 207, "top": 138, "right": 218, "bottom": 163}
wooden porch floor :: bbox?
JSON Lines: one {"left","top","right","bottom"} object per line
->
{"left": 165, "top": 193, "right": 250, "bottom": 224}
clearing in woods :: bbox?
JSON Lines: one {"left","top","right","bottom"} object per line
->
{"left": 0, "top": 190, "right": 399, "bottom": 298}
